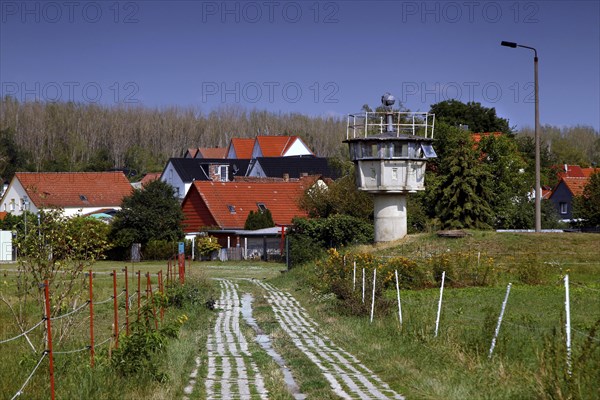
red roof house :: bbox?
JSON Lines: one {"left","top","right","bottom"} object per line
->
{"left": 181, "top": 177, "right": 319, "bottom": 232}
{"left": 226, "top": 138, "right": 255, "bottom": 159}
{"left": 0, "top": 172, "right": 133, "bottom": 217}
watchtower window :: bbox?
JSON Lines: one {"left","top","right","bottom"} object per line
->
{"left": 392, "top": 143, "right": 408, "bottom": 158}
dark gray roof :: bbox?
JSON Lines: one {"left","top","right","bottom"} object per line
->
{"left": 165, "top": 158, "right": 251, "bottom": 182}
{"left": 251, "top": 156, "right": 339, "bottom": 179}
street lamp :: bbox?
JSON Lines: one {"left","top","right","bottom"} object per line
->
{"left": 23, "top": 195, "right": 29, "bottom": 235}
{"left": 501, "top": 40, "right": 541, "bottom": 232}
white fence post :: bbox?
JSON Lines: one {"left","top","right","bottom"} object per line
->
{"left": 395, "top": 270, "right": 402, "bottom": 325}
{"left": 434, "top": 271, "right": 445, "bottom": 337}
{"left": 488, "top": 283, "right": 512, "bottom": 359}
{"left": 370, "top": 269, "right": 377, "bottom": 323}
{"left": 353, "top": 261, "right": 356, "bottom": 292}
{"left": 564, "top": 274, "right": 572, "bottom": 376}
{"left": 362, "top": 268, "right": 365, "bottom": 303}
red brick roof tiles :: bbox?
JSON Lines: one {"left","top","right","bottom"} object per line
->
{"left": 183, "top": 177, "right": 317, "bottom": 229}
{"left": 15, "top": 172, "right": 132, "bottom": 208}
{"left": 561, "top": 177, "right": 589, "bottom": 197}
{"left": 229, "top": 138, "right": 255, "bottom": 159}
{"left": 198, "top": 147, "right": 227, "bottom": 159}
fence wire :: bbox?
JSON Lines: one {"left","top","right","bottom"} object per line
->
{"left": 50, "top": 301, "right": 90, "bottom": 321}
{"left": 0, "top": 319, "right": 45, "bottom": 345}
{"left": 9, "top": 352, "right": 47, "bottom": 400}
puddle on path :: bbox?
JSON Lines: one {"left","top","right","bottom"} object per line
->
{"left": 241, "top": 293, "right": 307, "bottom": 400}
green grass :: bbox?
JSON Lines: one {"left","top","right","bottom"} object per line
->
{"left": 1, "top": 232, "right": 599, "bottom": 399}
{"left": 269, "top": 232, "right": 600, "bottom": 399}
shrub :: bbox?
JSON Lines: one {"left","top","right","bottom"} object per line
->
{"left": 143, "top": 240, "right": 177, "bottom": 260}
{"left": 427, "top": 251, "right": 498, "bottom": 287}
{"left": 513, "top": 255, "right": 548, "bottom": 285}
{"left": 386, "top": 256, "right": 433, "bottom": 289}
{"left": 195, "top": 236, "right": 221, "bottom": 259}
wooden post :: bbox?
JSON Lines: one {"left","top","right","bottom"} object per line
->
{"left": 89, "top": 272, "right": 95, "bottom": 367}
{"left": 112, "top": 270, "right": 119, "bottom": 348}
{"left": 43, "top": 280, "right": 56, "bottom": 400}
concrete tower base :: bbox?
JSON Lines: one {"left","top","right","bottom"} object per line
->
{"left": 373, "top": 194, "right": 407, "bottom": 242}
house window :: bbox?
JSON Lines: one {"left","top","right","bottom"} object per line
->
{"left": 257, "top": 203, "right": 267, "bottom": 212}
{"left": 227, "top": 205, "right": 236, "bottom": 214}
{"left": 560, "top": 202, "right": 568, "bottom": 215}
{"left": 219, "top": 166, "right": 228, "bottom": 182}
{"left": 10, "top": 199, "right": 15, "bottom": 211}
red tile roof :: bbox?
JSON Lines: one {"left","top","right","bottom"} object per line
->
{"left": 555, "top": 165, "right": 586, "bottom": 179}
{"left": 471, "top": 132, "right": 503, "bottom": 144}
{"left": 256, "top": 135, "right": 302, "bottom": 157}
{"left": 182, "top": 177, "right": 317, "bottom": 230}
{"left": 185, "top": 148, "right": 199, "bottom": 158}
{"left": 228, "top": 138, "right": 255, "bottom": 159}
{"left": 15, "top": 172, "right": 132, "bottom": 208}
{"left": 198, "top": 147, "right": 227, "bottom": 159}
{"left": 582, "top": 167, "right": 600, "bottom": 178}
{"left": 0, "top": 211, "right": 7, "bottom": 220}
{"left": 140, "top": 173, "right": 161, "bottom": 186}
{"left": 561, "top": 177, "right": 589, "bottom": 197}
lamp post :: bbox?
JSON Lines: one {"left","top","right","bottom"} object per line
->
{"left": 23, "top": 195, "right": 29, "bottom": 235}
{"left": 501, "top": 40, "right": 541, "bottom": 232}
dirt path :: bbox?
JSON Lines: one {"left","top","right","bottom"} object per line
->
{"left": 196, "top": 278, "right": 403, "bottom": 399}
{"left": 204, "top": 279, "right": 268, "bottom": 399}
{"left": 255, "top": 281, "right": 404, "bottom": 400}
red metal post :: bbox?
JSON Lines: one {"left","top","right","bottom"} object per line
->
{"left": 89, "top": 272, "right": 95, "bottom": 368}
{"left": 43, "top": 280, "right": 56, "bottom": 400}
{"left": 112, "top": 270, "right": 119, "bottom": 349}
{"left": 123, "top": 266, "right": 129, "bottom": 336}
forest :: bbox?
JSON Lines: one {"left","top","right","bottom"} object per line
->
{"left": 1, "top": 96, "right": 598, "bottom": 184}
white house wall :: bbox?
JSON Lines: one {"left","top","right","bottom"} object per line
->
{"left": 0, "top": 178, "right": 38, "bottom": 215}
{"left": 283, "top": 138, "right": 312, "bottom": 156}
{"left": 246, "top": 162, "right": 266, "bottom": 178}
{"left": 160, "top": 161, "right": 187, "bottom": 199}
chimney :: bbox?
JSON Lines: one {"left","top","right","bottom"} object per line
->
{"left": 300, "top": 172, "right": 308, "bottom": 177}
{"left": 283, "top": 173, "right": 289, "bottom": 182}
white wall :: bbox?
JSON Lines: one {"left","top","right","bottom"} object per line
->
{"left": 283, "top": 138, "right": 313, "bottom": 157}
{"left": 160, "top": 161, "right": 187, "bottom": 199}
{"left": 0, "top": 178, "right": 38, "bottom": 216}
{"left": 0, "top": 231, "right": 13, "bottom": 262}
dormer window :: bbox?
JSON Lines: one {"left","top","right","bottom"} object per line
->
{"left": 227, "top": 204, "right": 236, "bottom": 214}
{"left": 219, "top": 166, "right": 228, "bottom": 182}
{"left": 79, "top": 194, "right": 88, "bottom": 202}
{"left": 257, "top": 202, "right": 267, "bottom": 212}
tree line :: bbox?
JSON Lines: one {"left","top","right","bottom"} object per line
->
{"left": 0, "top": 96, "right": 347, "bottom": 181}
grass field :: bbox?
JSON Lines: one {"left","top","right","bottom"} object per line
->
{"left": 1, "top": 231, "right": 599, "bottom": 399}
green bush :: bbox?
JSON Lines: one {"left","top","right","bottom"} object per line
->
{"left": 386, "top": 256, "right": 433, "bottom": 289}
{"left": 427, "top": 251, "right": 499, "bottom": 287}
{"left": 143, "top": 240, "right": 177, "bottom": 260}
{"left": 195, "top": 236, "right": 221, "bottom": 259}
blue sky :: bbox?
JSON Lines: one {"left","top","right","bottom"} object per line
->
{"left": 1, "top": 0, "right": 599, "bottom": 131}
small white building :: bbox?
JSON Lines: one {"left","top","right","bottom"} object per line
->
{"left": 0, "top": 172, "right": 133, "bottom": 217}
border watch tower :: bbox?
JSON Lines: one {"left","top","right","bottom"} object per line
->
{"left": 344, "top": 93, "right": 436, "bottom": 242}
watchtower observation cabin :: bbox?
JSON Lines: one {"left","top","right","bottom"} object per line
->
{"left": 344, "top": 93, "right": 436, "bottom": 241}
